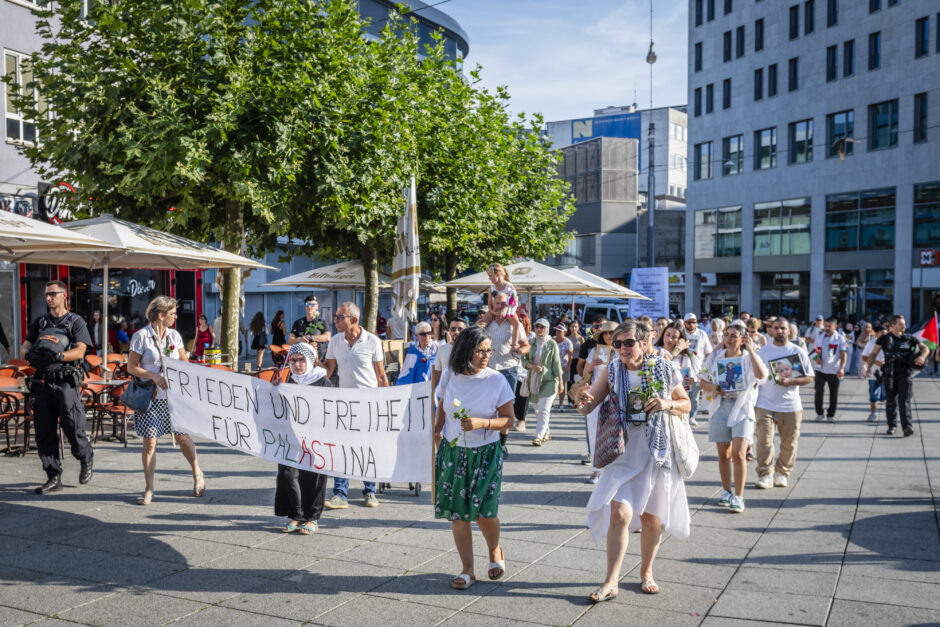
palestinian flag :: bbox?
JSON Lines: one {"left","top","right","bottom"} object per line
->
{"left": 914, "top": 313, "right": 938, "bottom": 351}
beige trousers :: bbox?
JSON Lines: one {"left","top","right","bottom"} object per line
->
{"left": 755, "top": 408, "right": 802, "bottom": 478}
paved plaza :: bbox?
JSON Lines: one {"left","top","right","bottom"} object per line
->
{"left": 0, "top": 376, "right": 938, "bottom": 626}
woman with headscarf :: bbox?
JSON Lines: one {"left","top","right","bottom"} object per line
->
{"left": 273, "top": 343, "right": 331, "bottom": 535}
{"left": 396, "top": 321, "right": 438, "bottom": 385}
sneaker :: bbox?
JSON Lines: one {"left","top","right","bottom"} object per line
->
{"left": 903, "top": 427, "right": 915, "bottom": 437}
{"left": 815, "top": 414, "right": 825, "bottom": 422}
{"left": 827, "top": 415, "right": 836, "bottom": 423}
{"left": 718, "top": 490, "right": 733, "bottom": 507}
{"left": 773, "top": 473, "right": 788, "bottom": 488}
{"left": 755, "top": 475, "right": 773, "bottom": 489}
{"left": 588, "top": 472, "right": 599, "bottom": 484}
{"left": 689, "top": 417, "right": 698, "bottom": 426}
{"left": 513, "top": 421, "right": 526, "bottom": 432}
{"left": 867, "top": 412, "right": 877, "bottom": 423}
{"left": 729, "top": 495, "right": 745, "bottom": 513}
{"left": 324, "top": 495, "right": 348, "bottom": 510}
{"left": 886, "top": 427, "right": 897, "bottom": 435}
{"left": 363, "top": 493, "right": 379, "bottom": 508}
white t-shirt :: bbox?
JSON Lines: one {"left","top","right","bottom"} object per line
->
{"left": 129, "top": 324, "right": 184, "bottom": 400}
{"left": 325, "top": 329, "right": 384, "bottom": 389}
{"left": 813, "top": 331, "right": 847, "bottom": 374}
{"left": 586, "top": 346, "right": 613, "bottom": 383}
{"left": 556, "top": 338, "right": 574, "bottom": 372}
{"left": 805, "top": 324, "right": 824, "bottom": 344}
{"left": 433, "top": 342, "right": 453, "bottom": 373}
{"left": 756, "top": 342, "right": 814, "bottom": 412}
{"left": 861, "top": 337, "right": 883, "bottom": 381}
{"left": 687, "top": 327, "right": 713, "bottom": 359}
{"left": 435, "top": 367, "right": 514, "bottom": 448}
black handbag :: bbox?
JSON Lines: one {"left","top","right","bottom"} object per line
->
{"left": 123, "top": 377, "right": 156, "bottom": 412}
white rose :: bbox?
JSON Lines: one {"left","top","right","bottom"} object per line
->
{"left": 452, "top": 399, "right": 461, "bottom": 408}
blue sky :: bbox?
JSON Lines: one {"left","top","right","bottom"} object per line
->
{"left": 442, "top": 0, "right": 689, "bottom": 123}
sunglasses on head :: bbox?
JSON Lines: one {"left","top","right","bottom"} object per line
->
{"left": 612, "top": 338, "right": 638, "bottom": 349}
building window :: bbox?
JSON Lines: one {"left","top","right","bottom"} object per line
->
{"left": 825, "top": 188, "right": 895, "bottom": 251}
{"left": 754, "top": 67, "right": 764, "bottom": 100}
{"left": 760, "top": 272, "right": 809, "bottom": 320}
{"left": 788, "top": 57, "right": 799, "bottom": 91}
{"left": 868, "top": 99, "right": 898, "bottom": 150}
{"left": 707, "top": 0, "right": 715, "bottom": 21}
{"left": 869, "top": 0, "right": 880, "bottom": 12}
{"left": 915, "top": 17, "right": 929, "bottom": 58}
{"left": 788, "top": 119, "right": 814, "bottom": 164}
{"left": 827, "top": 0, "right": 838, "bottom": 27}
{"left": 755, "top": 19, "right": 765, "bottom": 51}
{"left": 722, "top": 78, "right": 732, "bottom": 109}
{"left": 694, "top": 87, "right": 702, "bottom": 117}
{"left": 555, "top": 234, "right": 597, "bottom": 267}
{"left": 789, "top": 5, "right": 800, "bottom": 40}
{"left": 868, "top": 32, "right": 881, "bottom": 69}
{"left": 695, "top": 42, "right": 703, "bottom": 72}
{"left": 706, "top": 83, "right": 714, "bottom": 114}
{"left": 723, "top": 31, "right": 732, "bottom": 62}
{"left": 826, "top": 45, "right": 838, "bottom": 82}
{"left": 3, "top": 51, "right": 43, "bottom": 144}
{"left": 768, "top": 64, "right": 778, "bottom": 97}
{"left": 805, "top": 0, "right": 815, "bottom": 34}
{"left": 695, "top": 0, "right": 703, "bottom": 26}
{"left": 694, "top": 141, "right": 713, "bottom": 180}
{"left": 754, "top": 198, "right": 812, "bottom": 256}
{"left": 843, "top": 40, "right": 855, "bottom": 76}
{"left": 725, "top": 0, "right": 733, "bottom": 14}
{"left": 826, "top": 110, "right": 854, "bottom": 158}
{"left": 887, "top": 0, "right": 898, "bottom": 6}
{"left": 914, "top": 92, "right": 928, "bottom": 143}
{"left": 736, "top": 26, "right": 745, "bottom": 58}
{"left": 754, "top": 127, "right": 777, "bottom": 170}
{"left": 722, "top": 134, "right": 743, "bottom": 175}
{"left": 695, "top": 206, "right": 742, "bottom": 259}
{"left": 914, "top": 181, "right": 940, "bottom": 247}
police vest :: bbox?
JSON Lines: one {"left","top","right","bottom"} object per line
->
{"left": 31, "top": 313, "right": 83, "bottom": 371}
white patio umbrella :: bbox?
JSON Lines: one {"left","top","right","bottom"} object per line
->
{"left": 442, "top": 261, "right": 649, "bottom": 298}
{"left": 51, "top": 215, "right": 273, "bottom": 355}
{"left": 0, "top": 209, "right": 122, "bottom": 261}
{"left": 262, "top": 260, "right": 392, "bottom": 289}
{"left": 562, "top": 267, "right": 647, "bottom": 300}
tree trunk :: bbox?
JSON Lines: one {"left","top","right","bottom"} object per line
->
{"left": 221, "top": 199, "right": 244, "bottom": 368}
{"left": 445, "top": 250, "right": 458, "bottom": 322}
{"left": 361, "top": 242, "right": 378, "bottom": 333}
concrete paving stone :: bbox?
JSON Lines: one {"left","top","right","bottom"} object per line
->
{"left": 437, "top": 608, "right": 548, "bottom": 626}
{"left": 689, "top": 506, "right": 778, "bottom": 528}
{"left": 826, "top": 598, "right": 940, "bottom": 627}
{"left": 139, "top": 567, "right": 271, "bottom": 604}
{"left": 683, "top": 524, "right": 764, "bottom": 550}
{"left": 840, "top": 553, "right": 940, "bottom": 584}
{"left": 203, "top": 547, "right": 319, "bottom": 579}
{"left": 258, "top": 529, "right": 366, "bottom": 558}
{"left": 725, "top": 565, "right": 838, "bottom": 598}
{"left": 708, "top": 588, "right": 831, "bottom": 625}
{"left": 330, "top": 540, "right": 447, "bottom": 571}
{"left": 167, "top": 604, "right": 302, "bottom": 626}
{"left": 531, "top": 543, "right": 607, "bottom": 573}
{"left": 773, "top": 505, "right": 859, "bottom": 525}
{"left": 742, "top": 547, "right": 845, "bottom": 573}
{"left": 577, "top": 603, "right": 704, "bottom": 627}
{"left": 612, "top": 580, "right": 721, "bottom": 616}
{"left": 219, "top": 579, "right": 359, "bottom": 621}
{"left": 315, "top": 591, "right": 455, "bottom": 626}
{"left": 289, "top": 557, "right": 404, "bottom": 592}
{"left": 56, "top": 590, "right": 209, "bottom": 626}
{"left": 834, "top": 573, "right": 940, "bottom": 610}
{"left": 699, "top": 617, "right": 771, "bottom": 626}
{"left": 171, "top": 524, "right": 302, "bottom": 549}
{"left": 845, "top": 539, "right": 940, "bottom": 562}
{"left": 297, "top": 516, "right": 402, "bottom": 542}
{"left": 372, "top": 523, "right": 460, "bottom": 551}
{"left": 0, "top": 605, "right": 45, "bottom": 626}
{"left": 655, "top": 535, "right": 750, "bottom": 566}
{"left": 0, "top": 574, "right": 118, "bottom": 616}
{"left": 366, "top": 573, "right": 488, "bottom": 611}
{"left": 630, "top": 557, "right": 737, "bottom": 589}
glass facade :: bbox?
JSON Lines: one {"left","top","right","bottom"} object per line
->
{"left": 754, "top": 127, "right": 777, "bottom": 169}
{"left": 788, "top": 119, "right": 813, "bottom": 163}
{"left": 825, "top": 188, "right": 895, "bottom": 251}
{"left": 695, "top": 206, "right": 742, "bottom": 259}
{"left": 831, "top": 269, "right": 894, "bottom": 322}
{"left": 826, "top": 110, "right": 854, "bottom": 157}
{"left": 759, "top": 272, "right": 808, "bottom": 321}
{"left": 753, "top": 197, "right": 811, "bottom": 256}
{"left": 914, "top": 181, "right": 940, "bottom": 247}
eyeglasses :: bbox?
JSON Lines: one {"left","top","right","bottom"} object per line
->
{"left": 305, "top": 302, "right": 318, "bottom": 308}
{"left": 474, "top": 348, "right": 495, "bottom": 356}
{"left": 334, "top": 314, "right": 351, "bottom": 320}
{"left": 44, "top": 292, "right": 65, "bottom": 298}
{"left": 592, "top": 324, "right": 601, "bottom": 329}
{"left": 449, "top": 326, "right": 463, "bottom": 332}
{"left": 612, "top": 338, "right": 638, "bottom": 349}
{"left": 416, "top": 331, "right": 431, "bottom": 336}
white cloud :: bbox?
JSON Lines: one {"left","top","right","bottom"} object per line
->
{"left": 443, "top": 0, "right": 689, "bottom": 122}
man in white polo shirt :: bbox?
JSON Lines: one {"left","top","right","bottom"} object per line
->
{"left": 813, "top": 317, "right": 847, "bottom": 422}
{"left": 323, "top": 301, "right": 389, "bottom": 509}
{"left": 683, "top": 313, "right": 713, "bottom": 425}
{"left": 754, "top": 316, "right": 815, "bottom": 489}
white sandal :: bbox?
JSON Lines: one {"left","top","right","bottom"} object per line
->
{"left": 488, "top": 546, "right": 506, "bottom": 580}
{"left": 451, "top": 573, "right": 476, "bottom": 590}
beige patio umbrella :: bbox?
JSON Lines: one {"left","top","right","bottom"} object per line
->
{"left": 262, "top": 260, "right": 392, "bottom": 289}
{"left": 0, "top": 209, "right": 122, "bottom": 261}
{"left": 442, "top": 261, "right": 649, "bottom": 298}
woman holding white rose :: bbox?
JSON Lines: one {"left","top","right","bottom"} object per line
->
{"left": 576, "top": 320, "right": 691, "bottom": 601}
{"left": 433, "top": 326, "right": 515, "bottom": 590}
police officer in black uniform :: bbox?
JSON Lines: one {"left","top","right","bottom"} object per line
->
{"left": 21, "top": 280, "right": 95, "bottom": 494}
{"left": 865, "top": 314, "right": 929, "bottom": 437}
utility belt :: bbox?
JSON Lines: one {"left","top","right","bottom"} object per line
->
{"left": 32, "top": 365, "right": 83, "bottom": 387}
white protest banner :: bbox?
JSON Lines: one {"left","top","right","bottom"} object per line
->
{"left": 628, "top": 266, "right": 669, "bottom": 319}
{"left": 164, "top": 359, "right": 432, "bottom": 483}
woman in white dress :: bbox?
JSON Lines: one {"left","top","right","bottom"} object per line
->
{"left": 581, "top": 321, "right": 617, "bottom": 483}
{"left": 577, "top": 320, "right": 692, "bottom": 601}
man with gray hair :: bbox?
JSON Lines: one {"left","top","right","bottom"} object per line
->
{"left": 323, "top": 302, "right": 389, "bottom": 508}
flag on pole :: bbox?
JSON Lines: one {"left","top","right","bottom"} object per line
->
{"left": 913, "top": 313, "right": 938, "bottom": 351}
{"left": 391, "top": 176, "right": 420, "bottom": 324}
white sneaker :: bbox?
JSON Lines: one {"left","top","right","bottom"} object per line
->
{"left": 513, "top": 421, "right": 526, "bottom": 432}
{"left": 755, "top": 475, "right": 773, "bottom": 489}
{"left": 718, "top": 490, "right": 733, "bottom": 506}
{"left": 689, "top": 417, "right": 699, "bottom": 426}
{"left": 867, "top": 412, "right": 878, "bottom": 423}
{"left": 815, "top": 414, "right": 825, "bottom": 422}
{"left": 729, "top": 495, "right": 745, "bottom": 513}
{"left": 773, "top": 473, "right": 788, "bottom": 488}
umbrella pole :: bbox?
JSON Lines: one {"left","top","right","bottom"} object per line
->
{"left": 102, "top": 265, "right": 109, "bottom": 357}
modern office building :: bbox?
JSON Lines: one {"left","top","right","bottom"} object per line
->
{"left": 685, "top": 0, "right": 940, "bottom": 323}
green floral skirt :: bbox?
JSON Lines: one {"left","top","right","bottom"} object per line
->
{"left": 434, "top": 440, "right": 503, "bottom": 522}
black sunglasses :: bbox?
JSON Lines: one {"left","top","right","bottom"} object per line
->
{"left": 416, "top": 331, "right": 431, "bottom": 336}
{"left": 612, "top": 338, "right": 638, "bottom": 349}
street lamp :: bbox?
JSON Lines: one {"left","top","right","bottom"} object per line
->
{"left": 645, "top": 2, "right": 656, "bottom": 268}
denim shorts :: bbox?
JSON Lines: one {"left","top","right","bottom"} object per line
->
{"left": 868, "top": 379, "right": 885, "bottom": 403}
{"left": 708, "top": 397, "right": 755, "bottom": 443}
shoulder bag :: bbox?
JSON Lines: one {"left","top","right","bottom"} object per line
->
{"left": 593, "top": 361, "right": 626, "bottom": 468}
{"left": 668, "top": 413, "right": 699, "bottom": 479}
{"left": 123, "top": 329, "right": 167, "bottom": 413}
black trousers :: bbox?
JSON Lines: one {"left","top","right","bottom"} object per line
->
{"left": 274, "top": 465, "right": 328, "bottom": 522}
{"left": 513, "top": 380, "right": 530, "bottom": 422}
{"left": 884, "top": 373, "right": 914, "bottom": 431}
{"left": 32, "top": 379, "right": 94, "bottom": 478}
{"left": 814, "top": 372, "right": 841, "bottom": 417}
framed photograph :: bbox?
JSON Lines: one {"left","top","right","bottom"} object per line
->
{"left": 716, "top": 357, "right": 745, "bottom": 394}
{"left": 595, "top": 345, "right": 613, "bottom": 363}
{"left": 680, "top": 366, "right": 693, "bottom": 391}
{"left": 626, "top": 391, "right": 648, "bottom": 423}
{"left": 768, "top": 355, "right": 805, "bottom": 384}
